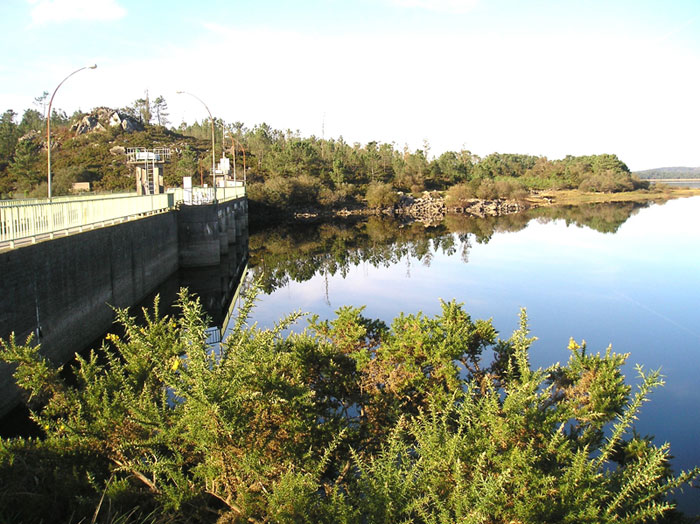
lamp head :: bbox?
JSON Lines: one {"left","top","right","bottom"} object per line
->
{"left": 89, "top": 64, "right": 97, "bottom": 69}
{"left": 176, "top": 91, "right": 184, "bottom": 94}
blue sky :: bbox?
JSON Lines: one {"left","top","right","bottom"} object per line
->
{"left": 1, "top": 0, "right": 699, "bottom": 170}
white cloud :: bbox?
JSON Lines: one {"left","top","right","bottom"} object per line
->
{"left": 389, "top": 0, "right": 479, "bottom": 14}
{"left": 28, "top": 0, "right": 127, "bottom": 25}
{"left": 8, "top": 23, "right": 699, "bottom": 170}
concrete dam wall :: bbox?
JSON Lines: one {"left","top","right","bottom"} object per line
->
{"left": 0, "top": 197, "right": 248, "bottom": 416}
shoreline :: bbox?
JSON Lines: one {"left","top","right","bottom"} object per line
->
{"left": 528, "top": 186, "right": 700, "bottom": 206}
{"left": 250, "top": 187, "right": 700, "bottom": 226}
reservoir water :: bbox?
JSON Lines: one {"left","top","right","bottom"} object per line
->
{"left": 3, "top": 196, "right": 698, "bottom": 512}
{"left": 246, "top": 196, "right": 700, "bottom": 512}
{"left": 650, "top": 180, "right": 700, "bottom": 189}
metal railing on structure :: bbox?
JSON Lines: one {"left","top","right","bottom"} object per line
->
{"left": 0, "top": 185, "right": 246, "bottom": 249}
{"left": 0, "top": 193, "right": 136, "bottom": 207}
{"left": 169, "top": 185, "right": 246, "bottom": 205}
{"left": 126, "top": 148, "right": 171, "bottom": 163}
{"left": 0, "top": 193, "right": 174, "bottom": 249}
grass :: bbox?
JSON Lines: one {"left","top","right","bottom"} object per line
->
{"left": 527, "top": 186, "right": 700, "bottom": 207}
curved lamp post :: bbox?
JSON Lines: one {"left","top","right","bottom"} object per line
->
{"left": 176, "top": 91, "right": 217, "bottom": 202}
{"left": 46, "top": 64, "right": 97, "bottom": 200}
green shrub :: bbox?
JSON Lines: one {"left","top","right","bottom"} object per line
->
{"left": 288, "top": 173, "right": 322, "bottom": 206}
{"left": 365, "top": 181, "right": 398, "bottom": 208}
{"left": 579, "top": 169, "right": 636, "bottom": 193}
{"left": 494, "top": 178, "right": 528, "bottom": 200}
{"left": 445, "top": 181, "right": 476, "bottom": 206}
{"left": 476, "top": 178, "right": 498, "bottom": 200}
{"left": 318, "top": 185, "right": 353, "bottom": 207}
{"left": 1, "top": 290, "right": 697, "bottom": 522}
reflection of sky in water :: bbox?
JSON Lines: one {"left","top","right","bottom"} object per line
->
{"left": 251, "top": 197, "right": 700, "bottom": 512}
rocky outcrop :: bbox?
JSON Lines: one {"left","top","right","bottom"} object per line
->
{"left": 395, "top": 192, "right": 446, "bottom": 223}
{"left": 392, "top": 191, "right": 524, "bottom": 224}
{"left": 71, "top": 107, "right": 143, "bottom": 135}
{"left": 18, "top": 130, "right": 43, "bottom": 146}
{"left": 287, "top": 192, "right": 526, "bottom": 225}
{"left": 447, "top": 198, "right": 524, "bottom": 218}
{"left": 72, "top": 114, "right": 106, "bottom": 134}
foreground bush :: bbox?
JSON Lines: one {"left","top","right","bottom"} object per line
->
{"left": 1, "top": 289, "right": 697, "bottom": 523}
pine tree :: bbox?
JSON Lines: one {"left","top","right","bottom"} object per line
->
{"left": 153, "top": 95, "right": 170, "bottom": 127}
{"left": 134, "top": 90, "right": 152, "bottom": 125}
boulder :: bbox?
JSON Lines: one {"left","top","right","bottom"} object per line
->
{"left": 71, "top": 107, "right": 143, "bottom": 135}
{"left": 18, "top": 130, "right": 42, "bottom": 144}
{"left": 393, "top": 191, "right": 525, "bottom": 223}
{"left": 396, "top": 191, "right": 446, "bottom": 223}
{"left": 17, "top": 130, "right": 46, "bottom": 150}
{"left": 71, "top": 114, "right": 106, "bottom": 135}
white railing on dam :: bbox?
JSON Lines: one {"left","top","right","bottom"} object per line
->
{"left": 0, "top": 192, "right": 136, "bottom": 207}
{"left": 169, "top": 185, "right": 246, "bottom": 205}
{"left": 0, "top": 193, "right": 174, "bottom": 248}
{"left": 1, "top": 186, "right": 247, "bottom": 249}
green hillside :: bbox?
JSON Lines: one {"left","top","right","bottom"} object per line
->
{"left": 634, "top": 166, "right": 700, "bottom": 179}
{"left": 0, "top": 106, "right": 218, "bottom": 198}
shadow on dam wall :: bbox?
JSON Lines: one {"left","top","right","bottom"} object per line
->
{"left": 0, "top": 197, "right": 248, "bottom": 418}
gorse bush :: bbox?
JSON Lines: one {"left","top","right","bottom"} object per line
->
{"left": 1, "top": 288, "right": 697, "bottom": 523}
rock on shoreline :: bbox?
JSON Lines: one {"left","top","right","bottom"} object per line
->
{"left": 290, "top": 192, "right": 527, "bottom": 224}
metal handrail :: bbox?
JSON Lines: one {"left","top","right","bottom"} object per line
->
{"left": 0, "top": 193, "right": 173, "bottom": 248}
{"left": 0, "top": 192, "right": 136, "bottom": 207}
{"left": 1, "top": 186, "right": 246, "bottom": 249}
{"left": 169, "top": 185, "right": 246, "bottom": 205}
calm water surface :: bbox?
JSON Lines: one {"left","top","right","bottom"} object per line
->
{"left": 247, "top": 197, "right": 700, "bottom": 512}
{"left": 651, "top": 180, "right": 700, "bottom": 189}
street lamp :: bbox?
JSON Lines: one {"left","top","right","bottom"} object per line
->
{"left": 46, "top": 64, "right": 97, "bottom": 200}
{"left": 176, "top": 91, "right": 217, "bottom": 202}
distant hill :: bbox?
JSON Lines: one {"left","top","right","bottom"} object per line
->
{"left": 634, "top": 167, "right": 700, "bottom": 179}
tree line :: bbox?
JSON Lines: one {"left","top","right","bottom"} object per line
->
{"left": 173, "top": 121, "right": 652, "bottom": 210}
{"left": 634, "top": 167, "right": 700, "bottom": 180}
{"left": 0, "top": 97, "right": 649, "bottom": 202}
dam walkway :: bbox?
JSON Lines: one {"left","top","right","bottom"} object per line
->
{"left": 0, "top": 186, "right": 245, "bottom": 250}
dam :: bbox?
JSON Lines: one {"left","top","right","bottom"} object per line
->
{"left": 0, "top": 190, "right": 248, "bottom": 416}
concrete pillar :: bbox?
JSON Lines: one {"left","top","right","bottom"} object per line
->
{"left": 178, "top": 204, "right": 222, "bottom": 268}
{"left": 226, "top": 205, "right": 237, "bottom": 244}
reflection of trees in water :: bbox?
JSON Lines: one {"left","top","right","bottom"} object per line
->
{"left": 529, "top": 201, "right": 648, "bottom": 234}
{"left": 249, "top": 218, "right": 457, "bottom": 293}
{"left": 444, "top": 213, "right": 532, "bottom": 244}
{"left": 249, "top": 202, "right": 646, "bottom": 293}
